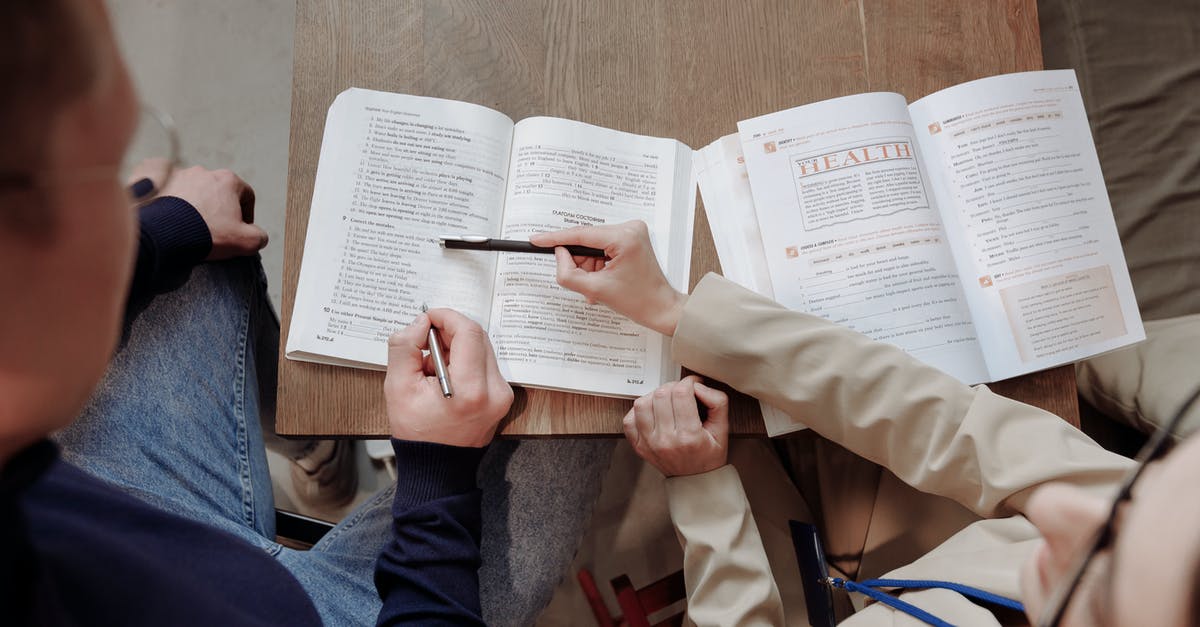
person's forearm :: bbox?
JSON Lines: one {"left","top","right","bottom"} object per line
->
{"left": 672, "top": 274, "right": 1132, "bottom": 516}
{"left": 374, "top": 440, "right": 487, "bottom": 627}
{"left": 666, "top": 465, "right": 785, "bottom": 627}
{"left": 130, "top": 196, "right": 212, "bottom": 300}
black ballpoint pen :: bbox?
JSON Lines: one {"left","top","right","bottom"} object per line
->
{"left": 440, "top": 235, "right": 606, "bottom": 258}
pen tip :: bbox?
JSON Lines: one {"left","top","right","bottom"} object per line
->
{"left": 420, "top": 303, "right": 428, "bottom": 313}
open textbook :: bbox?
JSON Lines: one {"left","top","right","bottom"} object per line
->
{"left": 697, "top": 70, "right": 1144, "bottom": 434}
{"left": 286, "top": 88, "right": 696, "bottom": 398}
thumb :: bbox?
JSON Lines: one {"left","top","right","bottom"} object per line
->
{"left": 387, "top": 314, "right": 431, "bottom": 379}
{"left": 237, "top": 223, "right": 270, "bottom": 251}
{"left": 553, "top": 246, "right": 598, "bottom": 297}
{"left": 693, "top": 381, "right": 729, "bottom": 441}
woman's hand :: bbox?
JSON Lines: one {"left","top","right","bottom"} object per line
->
{"left": 530, "top": 220, "right": 687, "bottom": 335}
{"left": 622, "top": 375, "right": 730, "bottom": 477}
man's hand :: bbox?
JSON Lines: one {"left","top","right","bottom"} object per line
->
{"left": 384, "top": 309, "right": 514, "bottom": 448}
{"left": 529, "top": 221, "right": 687, "bottom": 336}
{"left": 623, "top": 375, "right": 730, "bottom": 477}
{"left": 157, "top": 165, "right": 269, "bottom": 260}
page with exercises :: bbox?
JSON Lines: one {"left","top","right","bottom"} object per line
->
{"left": 483, "top": 116, "right": 694, "bottom": 397}
{"left": 909, "top": 70, "right": 1144, "bottom": 380}
{"left": 738, "top": 93, "right": 989, "bottom": 384}
{"left": 287, "top": 89, "right": 513, "bottom": 368}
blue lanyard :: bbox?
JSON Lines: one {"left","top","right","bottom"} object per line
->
{"left": 827, "top": 577, "right": 1026, "bottom": 627}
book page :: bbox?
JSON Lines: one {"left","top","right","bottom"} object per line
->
{"left": 909, "top": 70, "right": 1144, "bottom": 380}
{"left": 738, "top": 93, "right": 989, "bottom": 384}
{"left": 487, "top": 116, "right": 694, "bottom": 398}
{"left": 286, "top": 89, "right": 513, "bottom": 368}
{"left": 695, "top": 134, "right": 799, "bottom": 436}
{"left": 695, "top": 133, "right": 774, "bottom": 298}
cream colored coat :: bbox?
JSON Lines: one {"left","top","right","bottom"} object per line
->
{"left": 663, "top": 274, "right": 1134, "bottom": 626}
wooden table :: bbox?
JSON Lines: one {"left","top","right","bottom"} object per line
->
{"left": 278, "top": 0, "right": 1079, "bottom": 437}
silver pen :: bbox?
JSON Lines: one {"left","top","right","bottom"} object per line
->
{"left": 421, "top": 304, "right": 453, "bottom": 398}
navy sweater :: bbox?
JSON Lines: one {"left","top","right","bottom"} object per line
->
{"left": 1, "top": 196, "right": 488, "bottom": 625}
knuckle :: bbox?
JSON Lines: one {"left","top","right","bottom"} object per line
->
{"left": 499, "top": 384, "right": 515, "bottom": 408}
{"left": 671, "top": 383, "right": 692, "bottom": 402}
{"left": 458, "top": 386, "right": 488, "bottom": 410}
{"left": 215, "top": 169, "right": 239, "bottom": 187}
{"left": 653, "top": 387, "right": 671, "bottom": 400}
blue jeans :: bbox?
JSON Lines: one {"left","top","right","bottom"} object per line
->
{"left": 56, "top": 259, "right": 614, "bottom": 625}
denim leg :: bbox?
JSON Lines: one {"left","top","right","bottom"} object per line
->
{"left": 277, "top": 439, "right": 615, "bottom": 626}
{"left": 55, "top": 258, "right": 279, "bottom": 549}
{"left": 58, "top": 255, "right": 614, "bottom": 623}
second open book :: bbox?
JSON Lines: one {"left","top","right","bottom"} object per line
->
{"left": 288, "top": 70, "right": 1143, "bottom": 409}
{"left": 697, "top": 70, "right": 1143, "bottom": 432}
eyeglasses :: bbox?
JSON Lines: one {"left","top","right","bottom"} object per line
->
{"left": 0, "top": 104, "right": 179, "bottom": 193}
{"left": 1036, "top": 386, "right": 1200, "bottom": 626}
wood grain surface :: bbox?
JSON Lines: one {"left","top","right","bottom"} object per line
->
{"left": 279, "top": 0, "right": 1078, "bottom": 437}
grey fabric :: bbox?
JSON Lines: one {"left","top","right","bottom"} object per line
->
{"left": 1039, "top": 0, "right": 1200, "bottom": 320}
{"left": 478, "top": 438, "right": 616, "bottom": 627}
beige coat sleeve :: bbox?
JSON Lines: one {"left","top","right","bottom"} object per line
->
{"left": 665, "top": 465, "right": 786, "bottom": 627}
{"left": 672, "top": 274, "right": 1133, "bottom": 517}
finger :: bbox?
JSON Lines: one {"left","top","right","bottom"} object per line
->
{"left": 626, "top": 405, "right": 662, "bottom": 466}
{"left": 671, "top": 377, "right": 702, "bottom": 433}
{"left": 530, "top": 224, "right": 617, "bottom": 249}
{"left": 478, "top": 328, "right": 509, "bottom": 397}
{"left": 238, "top": 179, "right": 256, "bottom": 223}
{"left": 621, "top": 408, "right": 641, "bottom": 451}
{"left": 694, "top": 381, "right": 730, "bottom": 442}
{"left": 237, "top": 223, "right": 270, "bottom": 251}
{"left": 651, "top": 384, "right": 676, "bottom": 433}
{"left": 575, "top": 256, "right": 605, "bottom": 272}
{"left": 421, "top": 352, "right": 441, "bottom": 376}
{"left": 553, "top": 246, "right": 597, "bottom": 297}
{"left": 216, "top": 169, "right": 255, "bottom": 223}
{"left": 425, "top": 308, "right": 488, "bottom": 377}
{"left": 386, "top": 314, "right": 431, "bottom": 380}
{"left": 632, "top": 394, "right": 656, "bottom": 443}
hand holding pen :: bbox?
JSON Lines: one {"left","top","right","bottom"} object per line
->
{"left": 383, "top": 307, "right": 514, "bottom": 448}
{"left": 441, "top": 234, "right": 607, "bottom": 258}
{"left": 530, "top": 221, "right": 688, "bottom": 337}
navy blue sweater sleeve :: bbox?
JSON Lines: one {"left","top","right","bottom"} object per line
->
{"left": 374, "top": 439, "right": 488, "bottom": 627}
{"left": 131, "top": 196, "right": 212, "bottom": 299}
